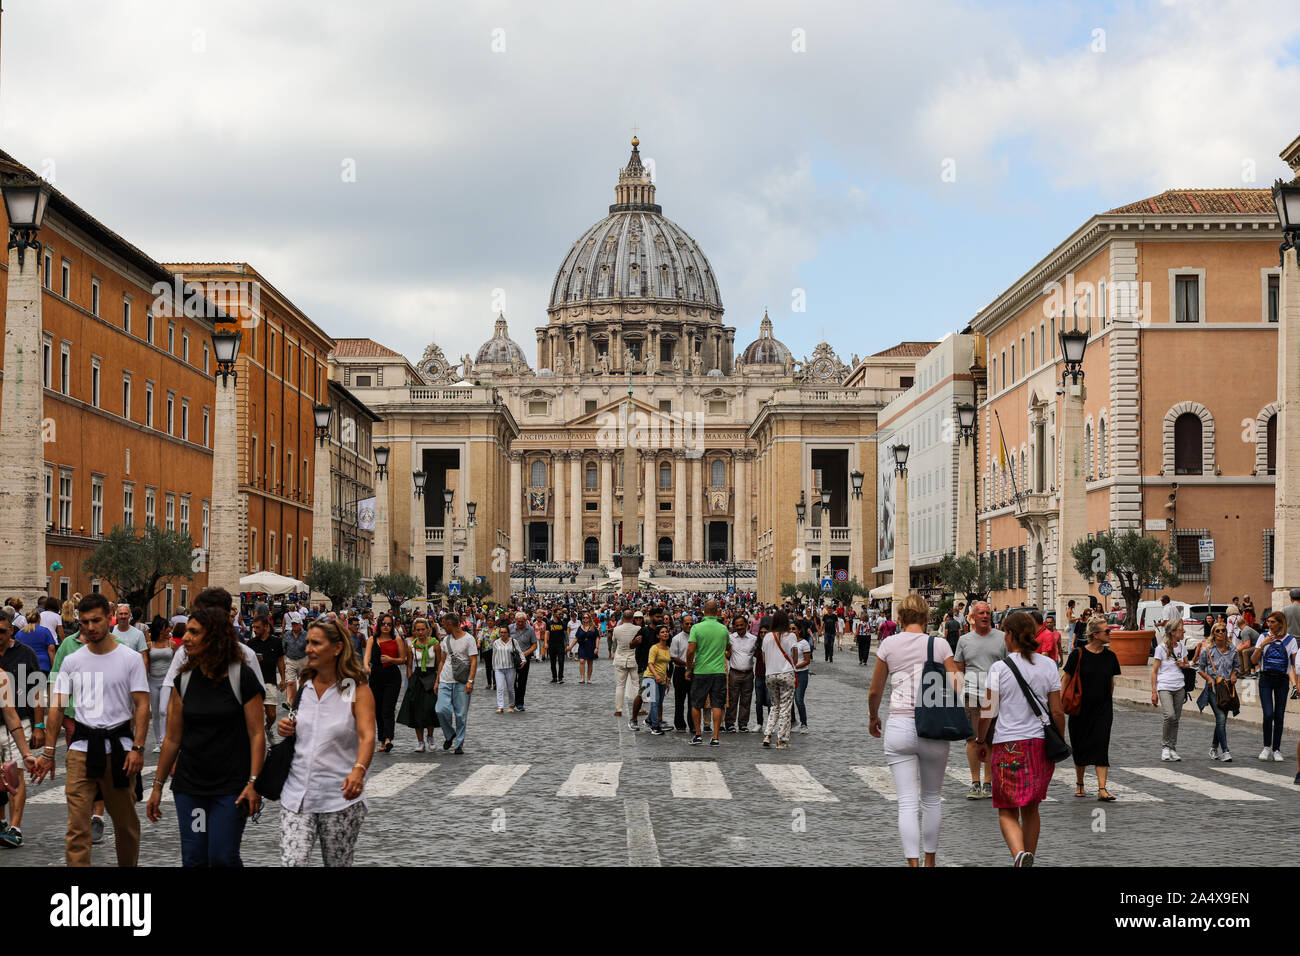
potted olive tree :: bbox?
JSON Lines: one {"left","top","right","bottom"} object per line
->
{"left": 1070, "top": 530, "right": 1181, "bottom": 665}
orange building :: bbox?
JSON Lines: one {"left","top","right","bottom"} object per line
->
{"left": 972, "top": 189, "right": 1282, "bottom": 616}
{"left": 0, "top": 151, "right": 214, "bottom": 611}
{"left": 164, "top": 263, "right": 333, "bottom": 582}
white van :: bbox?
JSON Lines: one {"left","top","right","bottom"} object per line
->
{"left": 1135, "top": 600, "right": 1192, "bottom": 636}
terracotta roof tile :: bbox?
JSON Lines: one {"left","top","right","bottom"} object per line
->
{"left": 1106, "top": 188, "right": 1274, "bottom": 216}
{"left": 332, "top": 338, "right": 406, "bottom": 359}
{"left": 870, "top": 342, "right": 938, "bottom": 359}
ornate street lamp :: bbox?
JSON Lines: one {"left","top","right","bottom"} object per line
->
{"left": 313, "top": 403, "right": 332, "bottom": 446}
{"left": 412, "top": 470, "right": 427, "bottom": 499}
{"left": 0, "top": 173, "right": 51, "bottom": 268}
{"left": 795, "top": 490, "right": 807, "bottom": 524}
{"left": 956, "top": 403, "right": 976, "bottom": 444}
{"left": 850, "top": 470, "right": 864, "bottom": 499}
{"left": 442, "top": 486, "right": 454, "bottom": 512}
{"left": 1058, "top": 307, "right": 1089, "bottom": 385}
{"left": 466, "top": 500, "right": 477, "bottom": 526}
{"left": 373, "top": 445, "right": 389, "bottom": 480}
{"left": 211, "top": 327, "right": 242, "bottom": 387}
{"left": 893, "top": 443, "right": 910, "bottom": 475}
{"left": 1273, "top": 177, "right": 1300, "bottom": 265}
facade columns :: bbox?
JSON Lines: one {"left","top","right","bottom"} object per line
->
{"left": 643, "top": 452, "right": 656, "bottom": 554}
{"left": 673, "top": 451, "right": 687, "bottom": 561}
{"left": 553, "top": 453, "right": 566, "bottom": 563}
{"left": 599, "top": 451, "right": 613, "bottom": 565}
{"left": 690, "top": 455, "right": 704, "bottom": 560}
{"left": 734, "top": 451, "right": 750, "bottom": 560}
{"left": 509, "top": 452, "right": 523, "bottom": 563}
{"left": 373, "top": 475, "right": 391, "bottom": 577}
{"left": 1056, "top": 379, "right": 1090, "bottom": 623}
{"left": 569, "top": 453, "right": 582, "bottom": 561}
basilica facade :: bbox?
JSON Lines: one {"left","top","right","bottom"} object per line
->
{"left": 335, "top": 140, "right": 925, "bottom": 601}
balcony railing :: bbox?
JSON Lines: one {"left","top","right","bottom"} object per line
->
{"left": 406, "top": 386, "right": 501, "bottom": 403}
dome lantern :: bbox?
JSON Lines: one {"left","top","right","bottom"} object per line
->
{"left": 741, "top": 310, "right": 793, "bottom": 366}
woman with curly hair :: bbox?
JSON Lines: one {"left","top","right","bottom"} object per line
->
{"left": 147, "top": 607, "right": 265, "bottom": 866}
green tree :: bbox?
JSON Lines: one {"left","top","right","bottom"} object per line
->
{"left": 305, "top": 559, "right": 363, "bottom": 612}
{"left": 372, "top": 571, "right": 427, "bottom": 612}
{"left": 937, "top": 551, "right": 1006, "bottom": 604}
{"left": 830, "top": 577, "right": 869, "bottom": 605}
{"left": 1070, "top": 529, "right": 1181, "bottom": 627}
{"left": 82, "top": 524, "right": 197, "bottom": 612}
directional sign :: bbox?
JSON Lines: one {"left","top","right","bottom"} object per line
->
{"left": 821, "top": 578, "right": 833, "bottom": 592}
{"left": 1147, "top": 579, "right": 1163, "bottom": 590}
{"left": 447, "top": 581, "right": 462, "bottom": 596}
{"left": 1198, "top": 538, "right": 1215, "bottom": 563}
{"left": 835, "top": 569, "right": 849, "bottom": 582}
{"left": 1098, "top": 581, "right": 1113, "bottom": 596}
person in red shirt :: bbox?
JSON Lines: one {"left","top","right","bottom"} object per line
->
{"left": 1034, "top": 612, "right": 1061, "bottom": 664}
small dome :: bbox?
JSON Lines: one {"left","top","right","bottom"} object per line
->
{"left": 741, "top": 312, "right": 792, "bottom": 366}
{"left": 536, "top": 368, "right": 554, "bottom": 377}
{"left": 706, "top": 367, "right": 723, "bottom": 377}
{"left": 475, "top": 312, "right": 530, "bottom": 368}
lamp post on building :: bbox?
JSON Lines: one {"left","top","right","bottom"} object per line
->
{"left": 794, "top": 491, "right": 808, "bottom": 583}
{"left": 819, "top": 486, "right": 832, "bottom": 591}
{"left": 1055, "top": 308, "right": 1091, "bottom": 626}
{"left": 372, "top": 445, "right": 391, "bottom": 578}
{"left": 465, "top": 500, "right": 478, "bottom": 585}
{"left": 891, "top": 443, "right": 910, "bottom": 622}
{"left": 850, "top": 470, "right": 864, "bottom": 499}
{"left": 206, "top": 323, "right": 243, "bottom": 605}
{"left": 311, "top": 402, "right": 334, "bottom": 574}
{"left": 1271, "top": 175, "right": 1300, "bottom": 608}
{"left": 0, "top": 171, "right": 52, "bottom": 597}
{"left": 955, "top": 402, "right": 977, "bottom": 564}
{"left": 442, "top": 486, "right": 455, "bottom": 589}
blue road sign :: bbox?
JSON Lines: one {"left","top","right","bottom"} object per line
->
{"left": 821, "top": 578, "right": 833, "bottom": 592}
{"left": 448, "top": 581, "right": 461, "bottom": 596}
{"left": 1098, "top": 581, "right": 1113, "bottom": 596}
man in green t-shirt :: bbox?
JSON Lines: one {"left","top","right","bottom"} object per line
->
{"left": 686, "top": 601, "right": 730, "bottom": 746}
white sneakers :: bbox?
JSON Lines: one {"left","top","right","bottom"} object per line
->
{"left": 1260, "top": 748, "right": 1273, "bottom": 761}
{"left": 1168, "top": 749, "right": 1181, "bottom": 761}
{"left": 1273, "top": 750, "right": 1285, "bottom": 762}
{"left": 1161, "top": 747, "right": 1171, "bottom": 761}
{"left": 1162, "top": 748, "right": 1182, "bottom": 761}
{"left": 414, "top": 741, "right": 426, "bottom": 753}
{"left": 1209, "top": 747, "right": 1219, "bottom": 761}
{"left": 1221, "top": 750, "right": 1233, "bottom": 762}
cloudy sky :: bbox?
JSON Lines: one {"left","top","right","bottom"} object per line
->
{"left": 3, "top": 0, "right": 1297, "bottom": 367}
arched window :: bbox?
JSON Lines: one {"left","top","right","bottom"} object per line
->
{"left": 659, "top": 460, "right": 672, "bottom": 488}
{"left": 1084, "top": 423, "right": 1093, "bottom": 478}
{"left": 711, "top": 459, "right": 725, "bottom": 487}
{"left": 658, "top": 536, "right": 673, "bottom": 562}
{"left": 530, "top": 460, "right": 546, "bottom": 487}
{"left": 585, "top": 461, "right": 597, "bottom": 490}
{"left": 1267, "top": 414, "right": 1277, "bottom": 475}
{"left": 1174, "top": 413, "right": 1203, "bottom": 475}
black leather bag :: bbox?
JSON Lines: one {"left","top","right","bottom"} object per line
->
{"left": 1005, "top": 658, "right": 1072, "bottom": 763}
{"left": 914, "top": 635, "right": 973, "bottom": 741}
{"left": 254, "top": 686, "right": 305, "bottom": 801}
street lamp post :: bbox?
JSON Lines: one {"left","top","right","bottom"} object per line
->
{"left": 311, "top": 402, "right": 335, "bottom": 580}
{"left": 442, "top": 486, "right": 455, "bottom": 589}
{"left": 1272, "top": 175, "right": 1300, "bottom": 609}
{"left": 891, "top": 444, "right": 910, "bottom": 622}
{"left": 465, "top": 500, "right": 478, "bottom": 585}
{"left": 956, "top": 402, "right": 977, "bottom": 564}
{"left": 1055, "top": 307, "right": 1091, "bottom": 626}
{"left": 0, "top": 172, "right": 51, "bottom": 598}
{"left": 207, "top": 322, "right": 243, "bottom": 608}
{"left": 372, "top": 445, "right": 390, "bottom": 578}
{"left": 819, "top": 487, "right": 832, "bottom": 593}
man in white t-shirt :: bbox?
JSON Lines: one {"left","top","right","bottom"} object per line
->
{"left": 39, "top": 597, "right": 64, "bottom": 644}
{"left": 433, "top": 612, "right": 477, "bottom": 754}
{"left": 34, "top": 593, "right": 149, "bottom": 866}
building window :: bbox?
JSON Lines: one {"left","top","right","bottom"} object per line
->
{"left": 122, "top": 374, "right": 131, "bottom": 420}
{"left": 182, "top": 331, "right": 190, "bottom": 363}
{"left": 287, "top": 451, "right": 294, "bottom": 494}
{"left": 1173, "top": 529, "right": 1208, "bottom": 581}
{"left": 1019, "top": 545, "right": 1027, "bottom": 589}
{"left": 203, "top": 342, "right": 210, "bottom": 374}
{"left": 1173, "top": 412, "right": 1203, "bottom": 475}
{"left": 166, "top": 392, "right": 175, "bottom": 436}
{"left": 61, "top": 259, "right": 71, "bottom": 298}
{"left": 659, "top": 460, "right": 672, "bottom": 488}
{"left": 250, "top": 528, "right": 258, "bottom": 570}
{"left": 269, "top": 531, "right": 277, "bottom": 569}
{"left": 58, "top": 470, "right": 72, "bottom": 530}
{"left": 180, "top": 399, "right": 189, "bottom": 440}
{"left": 527, "top": 400, "right": 547, "bottom": 416}
{"left": 167, "top": 322, "right": 175, "bottom": 354}
{"left": 165, "top": 493, "right": 176, "bottom": 531}
{"left": 202, "top": 407, "right": 210, "bottom": 447}
{"left": 202, "top": 501, "right": 210, "bottom": 549}
{"left": 1010, "top": 344, "right": 1016, "bottom": 382}
{"left": 91, "top": 477, "right": 103, "bottom": 536}
{"left": 44, "top": 468, "right": 53, "bottom": 527}
{"left": 268, "top": 331, "right": 275, "bottom": 373}
{"left": 658, "top": 399, "right": 671, "bottom": 413}
{"left": 1264, "top": 529, "right": 1275, "bottom": 581}
{"left": 707, "top": 400, "right": 727, "bottom": 415}
{"left": 1267, "top": 413, "right": 1277, "bottom": 475}
{"left": 90, "top": 358, "right": 101, "bottom": 408}
{"left": 1174, "top": 274, "right": 1200, "bottom": 323}
{"left": 123, "top": 296, "right": 131, "bottom": 333}
{"left": 145, "top": 487, "right": 156, "bottom": 527}
{"left": 285, "top": 534, "right": 293, "bottom": 575}
{"left": 145, "top": 383, "right": 154, "bottom": 428}
{"left": 123, "top": 483, "right": 135, "bottom": 528}
{"left": 710, "top": 459, "right": 725, "bottom": 487}
{"left": 1268, "top": 274, "right": 1280, "bottom": 323}
{"left": 146, "top": 310, "right": 154, "bottom": 344}
{"left": 354, "top": 374, "right": 372, "bottom": 387}
{"left": 585, "top": 461, "right": 597, "bottom": 490}
{"left": 1098, "top": 418, "right": 1108, "bottom": 478}
{"left": 42, "top": 336, "right": 52, "bottom": 388}
{"left": 180, "top": 496, "right": 190, "bottom": 535}
{"left": 43, "top": 248, "right": 52, "bottom": 289}
{"left": 91, "top": 278, "right": 100, "bottom": 316}
{"left": 584, "top": 399, "right": 598, "bottom": 415}
{"left": 530, "top": 460, "right": 546, "bottom": 487}
{"left": 60, "top": 343, "right": 70, "bottom": 395}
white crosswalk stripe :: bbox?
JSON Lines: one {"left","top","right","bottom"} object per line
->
{"left": 559, "top": 762, "right": 622, "bottom": 798}
{"left": 851, "top": 766, "right": 899, "bottom": 801}
{"left": 366, "top": 762, "right": 437, "bottom": 798}
{"left": 1210, "top": 766, "right": 1298, "bottom": 791}
{"left": 669, "top": 761, "right": 731, "bottom": 799}
{"left": 755, "top": 764, "right": 838, "bottom": 802}
{"left": 448, "top": 764, "right": 530, "bottom": 797}
{"left": 1124, "top": 766, "right": 1271, "bottom": 801}
{"left": 1052, "top": 767, "right": 1159, "bottom": 803}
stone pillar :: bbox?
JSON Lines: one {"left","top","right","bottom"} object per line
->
{"left": 569, "top": 453, "right": 582, "bottom": 561}
{"left": 611, "top": 326, "right": 622, "bottom": 371}
{"left": 734, "top": 451, "right": 749, "bottom": 560}
{"left": 819, "top": 490, "right": 831, "bottom": 585}
{"left": 891, "top": 471, "right": 910, "bottom": 621}
{"left": 465, "top": 507, "right": 477, "bottom": 583}
{"left": 673, "top": 451, "right": 687, "bottom": 561}
{"left": 536, "top": 330, "right": 546, "bottom": 370}
{"left": 642, "top": 451, "right": 655, "bottom": 554}
{"left": 552, "top": 453, "right": 566, "bottom": 563}
{"left": 1056, "top": 379, "right": 1090, "bottom": 623}
{"left": 443, "top": 500, "right": 455, "bottom": 587}
{"left": 0, "top": 241, "right": 47, "bottom": 597}
{"left": 509, "top": 452, "right": 523, "bottom": 562}
{"left": 208, "top": 373, "right": 241, "bottom": 606}
{"left": 599, "top": 451, "right": 613, "bottom": 565}
{"left": 690, "top": 455, "right": 704, "bottom": 561}
{"left": 373, "top": 474, "right": 391, "bottom": 577}
{"left": 311, "top": 436, "right": 332, "bottom": 562}
{"left": 956, "top": 429, "right": 976, "bottom": 561}
{"left": 1275, "top": 244, "right": 1300, "bottom": 608}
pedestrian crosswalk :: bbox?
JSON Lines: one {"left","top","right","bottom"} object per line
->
{"left": 20, "top": 759, "right": 1294, "bottom": 808}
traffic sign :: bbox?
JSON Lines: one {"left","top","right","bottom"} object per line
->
{"left": 1147, "top": 580, "right": 1162, "bottom": 590}
{"left": 727, "top": 585, "right": 736, "bottom": 594}
{"left": 1198, "top": 538, "right": 1215, "bottom": 563}
{"left": 1098, "top": 581, "right": 1113, "bottom": 596}
{"left": 447, "top": 581, "right": 462, "bottom": 596}
{"left": 835, "top": 569, "right": 848, "bottom": 582}
{"left": 821, "top": 578, "right": 833, "bottom": 592}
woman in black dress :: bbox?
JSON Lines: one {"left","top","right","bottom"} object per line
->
{"left": 1063, "top": 615, "right": 1122, "bottom": 801}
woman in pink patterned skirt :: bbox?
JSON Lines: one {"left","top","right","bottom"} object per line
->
{"left": 975, "top": 611, "right": 1064, "bottom": 867}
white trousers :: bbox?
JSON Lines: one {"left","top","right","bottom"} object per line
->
{"left": 613, "top": 659, "right": 640, "bottom": 713}
{"left": 883, "top": 715, "right": 950, "bottom": 859}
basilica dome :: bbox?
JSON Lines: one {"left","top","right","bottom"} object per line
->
{"left": 741, "top": 312, "right": 792, "bottom": 366}
{"left": 547, "top": 139, "right": 723, "bottom": 313}
{"left": 475, "top": 312, "right": 530, "bottom": 369}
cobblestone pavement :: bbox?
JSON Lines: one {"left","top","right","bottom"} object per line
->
{"left": 9, "top": 649, "right": 1299, "bottom": 867}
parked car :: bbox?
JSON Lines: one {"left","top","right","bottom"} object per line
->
{"left": 993, "top": 606, "right": 1041, "bottom": 628}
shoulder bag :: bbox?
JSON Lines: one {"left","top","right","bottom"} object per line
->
{"left": 1061, "top": 647, "right": 1084, "bottom": 715}
{"left": 254, "top": 684, "right": 307, "bottom": 801}
{"left": 450, "top": 638, "right": 472, "bottom": 684}
{"left": 1004, "top": 657, "right": 1072, "bottom": 763}
{"left": 915, "top": 635, "right": 973, "bottom": 741}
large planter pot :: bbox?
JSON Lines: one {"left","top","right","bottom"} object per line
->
{"left": 1109, "top": 629, "right": 1154, "bottom": 666}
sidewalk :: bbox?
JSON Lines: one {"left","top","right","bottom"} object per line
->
{"left": 1115, "top": 665, "right": 1300, "bottom": 729}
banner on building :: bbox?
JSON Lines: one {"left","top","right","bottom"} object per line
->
{"left": 357, "top": 497, "right": 376, "bottom": 531}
